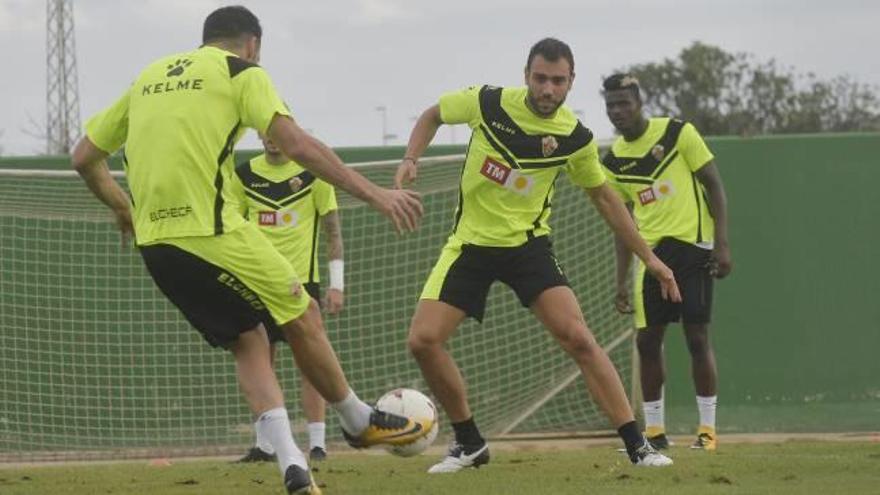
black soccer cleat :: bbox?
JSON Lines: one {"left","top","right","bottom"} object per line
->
{"left": 646, "top": 433, "right": 671, "bottom": 450}
{"left": 284, "top": 464, "right": 322, "bottom": 494}
{"left": 309, "top": 446, "right": 327, "bottom": 462}
{"left": 235, "top": 447, "right": 276, "bottom": 463}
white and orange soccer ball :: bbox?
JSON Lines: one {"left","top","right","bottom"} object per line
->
{"left": 376, "top": 388, "right": 439, "bottom": 457}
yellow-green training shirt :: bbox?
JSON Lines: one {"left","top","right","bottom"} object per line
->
{"left": 601, "top": 117, "right": 715, "bottom": 247}
{"left": 234, "top": 155, "right": 338, "bottom": 283}
{"left": 438, "top": 85, "right": 606, "bottom": 247}
{"left": 84, "top": 46, "right": 290, "bottom": 245}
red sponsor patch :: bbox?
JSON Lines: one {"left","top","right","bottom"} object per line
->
{"left": 638, "top": 187, "right": 656, "bottom": 205}
{"left": 258, "top": 211, "right": 276, "bottom": 225}
{"left": 480, "top": 157, "right": 511, "bottom": 185}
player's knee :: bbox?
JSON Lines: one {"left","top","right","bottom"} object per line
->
{"left": 406, "top": 329, "right": 441, "bottom": 358}
{"left": 556, "top": 321, "right": 597, "bottom": 358}
{"left": 282, "top": 303, "right": 325, "bottom": 341}
{"left": 636, "top": 332, "right": 663, "bottom": 357}
{"left": 684, "top": 331, "right": 711, "bottom": 357}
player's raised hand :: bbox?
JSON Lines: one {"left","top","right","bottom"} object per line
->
{"left": 374, "top": 188, "right": 423, "bottom": 234}
{"left": 645, "top": 258, "right": 682, "bottom": 303}
{"left": 393, "top": 158, "right": 418, "bottom": 189}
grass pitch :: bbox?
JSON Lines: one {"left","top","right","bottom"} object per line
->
{"left": 1, "top": 440, "right": 878, "bottom": 494}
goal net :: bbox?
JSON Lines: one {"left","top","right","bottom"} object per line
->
{"left": 0, "top": 155, "right": 634, "bottom": 461}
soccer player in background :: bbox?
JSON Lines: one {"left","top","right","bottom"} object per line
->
{"left": 71, "top": 6, "right": 428, "bottom": 494}
{"left": 600, "top": 74, "right": 732, "bottom": 451}
{"left": 234, "top": 133, "right": 345, "bottom": 464}
{"left": 394, "top": 38, "right": 679, "bottom": 473}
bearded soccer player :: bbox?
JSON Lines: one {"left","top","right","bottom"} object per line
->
{"left": 394, "top": 38, "right": 679, "bottom": 473}
{"left": 71, "top": 6, "right": 429, "bottom": 494}
{"left": 601, "top": 74, "right": 731, "bottom": 452}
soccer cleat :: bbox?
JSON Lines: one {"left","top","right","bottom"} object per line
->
{"left": 646, "top": 433, "right": 671, "bottom": 450}
{"left": 235, "top": 447, "right": 276, "bottom": 463}
{"left": 427, "top": 442, "right": 490, "bottom": 473}
{"left": 630, "top": 441, "right": 674, "bottom": 467}
{"left": 690, "top": 426, "right": 717, "bottom": 451}
{"left": 342, "top": 408, "right": 433, "bottom": 449}
{"left": 309, "top": 446, "right": 327, "bottom": 463}
{"left": 284, "top": 464, "right": 322, "bottom": 494}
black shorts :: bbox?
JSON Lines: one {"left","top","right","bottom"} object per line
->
{"left": 421, "top": 235, "right": 570, "bottom": 322}
{"left": 140, "top": 243, "right": 277, "bottom": 349}
{"left": 637, "top": 237, "right": 714, "bottom": 328}
{"left": 265, "top": 282, "right": 322, "bottom": 343}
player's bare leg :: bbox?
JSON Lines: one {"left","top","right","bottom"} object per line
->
{"left": 408, "top": 299, "right": 489, "bottom": 473}
{"left": 531, "top": 287, "right": 634, "bottom": 425}
{"left": 530, "top": 286, "right": 671, "bottom": 466}
{"left": 407, "top": 300, "right": 469, "bottom": 421}
{"left": 684, "top": 322, "right": 718, "bottom": 450}
{"left": 282, "top": 300, "right": 431, "bottom": 449}
{"left": 237, "top": 341, "right": 282, "bottom": 463}
{"left": 636, "top": 325, "right": 669, "bottom": 449}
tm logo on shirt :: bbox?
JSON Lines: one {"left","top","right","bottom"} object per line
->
{"left": 480, "top": 157, "right": 534, "bottom": 196}
{"left": 258, "top": 210, "right": 299, "bottom": 227}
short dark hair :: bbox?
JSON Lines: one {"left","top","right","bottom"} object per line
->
{"left": 526, "top": 38, "right": 574, "bottom": 74}
{"left": 602, "top": 73, "right": 641, "bottom": 101}
{"left": 202, "top": 5, "right": 262, "bottom": 44}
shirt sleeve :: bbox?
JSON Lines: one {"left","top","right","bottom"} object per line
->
{"left": 85, "top": 88, "right": 131, "bottom": 154}
{"left": 236, "top": 67, "right": 291, "bottom": 134}
{"left": 313, "top": 181, "right": 338, "bottom": 216}
{"left": 566, "top": 140, "right": 607, "bottom": 189}
{"left": 438, "top": 86, "right": 482, "bottom": 127}
{"left": 679, "top": 122, "right": 715, "bottom": 172}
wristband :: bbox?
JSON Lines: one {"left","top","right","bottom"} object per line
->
{"left": 402, "top": 156, "right": 418, "bottom": 165}
{"left": 328, "top": 259, "right": 344, "bottom": 291}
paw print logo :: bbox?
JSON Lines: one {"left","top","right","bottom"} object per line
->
{"left": 166, "top": 59, "right": 193, "bottom": 77}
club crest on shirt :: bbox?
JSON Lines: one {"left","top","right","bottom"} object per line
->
{"left": 542, "top": 135, "right": 559, "bottom": 157}
{"left": 651, "top": 144, "right": 665, "bottom": 161}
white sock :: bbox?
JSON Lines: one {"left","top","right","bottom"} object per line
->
{"left": 255, "top": 407, "right": 307, "bottom": 474}
{"left": 696, "top": 395, "right": 717, "bottom": 429}
{"left": 643, "top": 398, "right": 665, "bottom": 432}
{"left": 308, "top": 422, "right": 326, "bottom": 450}
{"left": 330, "top": 389, "right": 372, "bottom": 435}
{"left": 254, "top": 419, "right": 275, "bottom": 454}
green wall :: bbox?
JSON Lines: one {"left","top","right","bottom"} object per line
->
{"left": 661, "top": 133, "right": 880, "bottom": 433}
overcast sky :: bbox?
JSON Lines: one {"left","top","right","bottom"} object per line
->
{"left": 1, "top": 0, "right": 878, "bottom": 156}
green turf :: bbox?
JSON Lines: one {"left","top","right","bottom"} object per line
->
{"left": 1, "top": 441, "right": 878, "bottom": 494}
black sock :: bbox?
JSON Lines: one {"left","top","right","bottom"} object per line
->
{"left": 452, "top": 417, "right": 485, "bottom": 447}
{"left": 618, "top": 421, "right": 645, "bottom": 454}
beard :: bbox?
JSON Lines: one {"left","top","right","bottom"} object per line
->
{"left": 527, "top": 92, "right": 565, "bottom": 117}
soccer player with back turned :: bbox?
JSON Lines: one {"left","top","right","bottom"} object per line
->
{"left": 395, "top": 38, "right": 680, "bottom": 473}
{"left": 71, "top": 6, "right": 430, "bottom": 494}
{"left": 601, "top": 74, "right": 732, "bottom": 451}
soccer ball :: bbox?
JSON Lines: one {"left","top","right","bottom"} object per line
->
{"left": 376, "top": 388, "right": 439, "bottom": 457}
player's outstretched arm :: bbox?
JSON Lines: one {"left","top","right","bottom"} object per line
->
{"left": 586, "top": 183, "right": 682, "bottom": 303}
{"left": 394, "top": 105, "right": 444, "bottom": 189}
{"left": 695, "top": 161, "right": 732, "bottom": 278}
{"left": 71, "top": 137, "right": 134, "bottom": 245}
{"left": 267, "top": 114, "right": 423, "bottom": 233}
